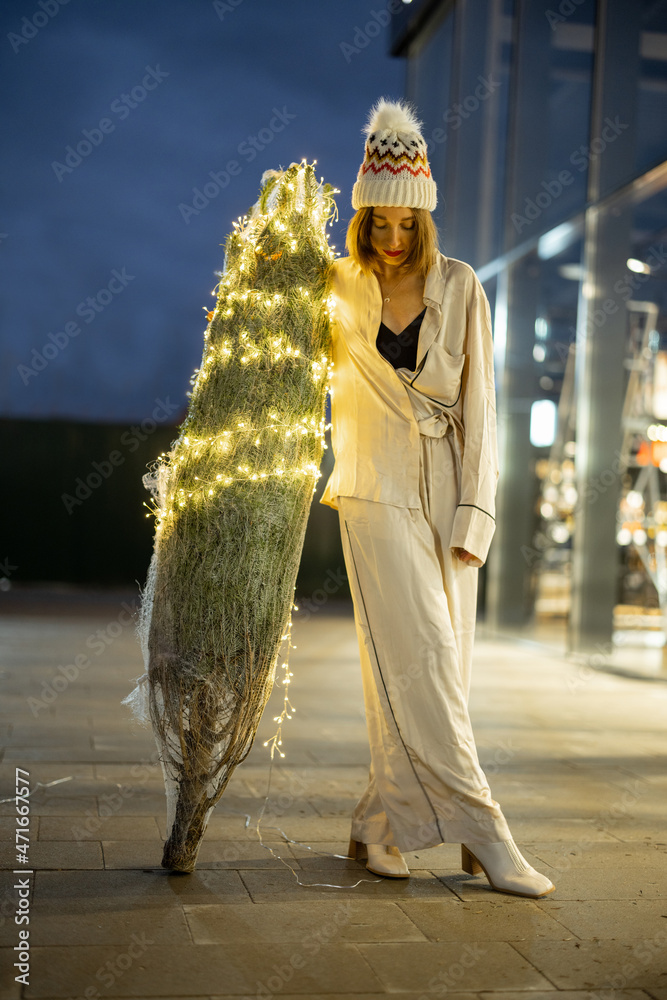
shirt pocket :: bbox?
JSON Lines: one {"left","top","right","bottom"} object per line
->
{"left": 405, "top": 341, "right": 465, "bottom": 408}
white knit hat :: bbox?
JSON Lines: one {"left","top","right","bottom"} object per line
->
{"left": 351, "top": 97, "right": 437, "bottom": 211}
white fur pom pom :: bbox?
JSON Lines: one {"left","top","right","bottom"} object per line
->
{"left": 364, "top": 97, "right": 423, "bottom": 137}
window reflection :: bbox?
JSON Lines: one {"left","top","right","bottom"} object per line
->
{"left": 627, "top": 1, "right": 667, "bottom": 187}
{"left": 507, "top": 0, "right": 595, "bottom": 248}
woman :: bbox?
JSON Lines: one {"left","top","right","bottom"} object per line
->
{"left": 319, "top": 98, "right": 555, "bottom": 899}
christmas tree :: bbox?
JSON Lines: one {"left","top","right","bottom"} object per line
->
{"left": 122, "top": 162, "right": 336, "bottom": 872}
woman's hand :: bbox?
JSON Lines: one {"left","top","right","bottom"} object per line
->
{"left": 453, "top": 547, "right": 476, "bottom": 564}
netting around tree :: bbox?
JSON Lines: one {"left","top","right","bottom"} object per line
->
{"left": 122, "top": 162, "right": 336, "bottom": 871}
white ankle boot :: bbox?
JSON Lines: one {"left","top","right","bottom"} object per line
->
{"left": 348, "top": 837, "right": 410, "bottom": 877}
{"left": 462, "top": 840, "right": 555, "bottom": 898}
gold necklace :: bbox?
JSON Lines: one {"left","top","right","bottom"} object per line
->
{"left": 379, "top": 269, "right": 409, "bottom": 303}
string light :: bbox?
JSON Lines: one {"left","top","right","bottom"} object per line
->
{"left": 263, "top": 609, "right": 297, "bottom": 759}
{"left": 143, "top": 161, "right": 335, "bottom": 540}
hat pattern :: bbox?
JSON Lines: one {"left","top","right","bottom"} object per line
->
{"left": 362, "top": 132, "right": 430, "bottom": 180}
{"left": 352, "top": 98, "right": 437, "bottom": 211}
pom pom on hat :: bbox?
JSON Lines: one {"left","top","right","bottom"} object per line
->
{"left": 362, "top": 97, "right": 424, "bottom": 138}
{"left": 352, "top": 97, "right": 437, "bottom": 211}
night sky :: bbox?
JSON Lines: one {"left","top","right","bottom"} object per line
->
{"left": 1, "top": 0, "right": 405, "bottom": 423}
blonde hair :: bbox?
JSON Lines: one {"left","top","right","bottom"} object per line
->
{"left": 345, "top": 206, "right": 439, "bottom": 277}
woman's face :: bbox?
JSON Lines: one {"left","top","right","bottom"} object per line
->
{"left": 369, "top": 206, "right": 416, "bottom": 267}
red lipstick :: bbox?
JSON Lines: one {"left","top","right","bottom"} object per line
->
{"left": 384, "top": 249, "right": 403, "bottom": 257}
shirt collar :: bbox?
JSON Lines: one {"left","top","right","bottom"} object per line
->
{"left": 424, "top": 253, "right": 448, "bottom": 308}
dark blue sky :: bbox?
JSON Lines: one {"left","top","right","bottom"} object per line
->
{"left": 1, "top": 0, "right": 405, "bottom": 422}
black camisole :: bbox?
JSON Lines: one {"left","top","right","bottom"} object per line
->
{"left": 376, "top": 307, "right": 426, "bottom": 372}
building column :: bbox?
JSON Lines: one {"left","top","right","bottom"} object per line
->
{"left": 568, "top": 0, "right": 640, "bottom": 654}
{"left": 487, "top": 253, "right": 541, "bottom": 627}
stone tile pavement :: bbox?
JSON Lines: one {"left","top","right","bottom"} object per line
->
{"left": 0, "top": 588, "right": 666, "bottom": 1000}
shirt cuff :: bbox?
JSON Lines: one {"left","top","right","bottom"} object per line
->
{"left": 450, "top": 504, "right": 496, "bottom": 568}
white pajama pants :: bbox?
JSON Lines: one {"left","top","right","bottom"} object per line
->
{"left": 337, "top": 432, "right": 512, "bottom": 853}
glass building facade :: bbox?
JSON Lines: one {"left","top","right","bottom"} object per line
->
{"left": 392, "top": 0, "right": 667, "bottom": 671}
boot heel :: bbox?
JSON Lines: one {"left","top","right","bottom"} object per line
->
{"left": 461, "top": 844, "right": 483, "bottom": 875}
{"left": 348, "top": 837, "right": 366, "bottom": 860}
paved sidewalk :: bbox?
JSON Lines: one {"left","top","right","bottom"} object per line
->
{"left": 1, "top": 589, "right": 666, "bottom": 1000}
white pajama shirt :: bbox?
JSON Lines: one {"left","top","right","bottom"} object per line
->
{"left": 319, "top": 252, "right": 512, "bottom": 850}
